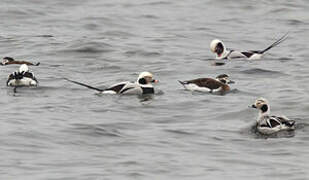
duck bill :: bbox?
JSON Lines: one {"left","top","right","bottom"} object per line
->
{"left": 151, "top": 79, "right": 159, "bottom": 83}
{"left": 228, "top": 80, "right": 235, "bottom": 84}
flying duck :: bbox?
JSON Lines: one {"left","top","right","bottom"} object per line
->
{"left": 1, "top": 57, "right": 40, "bottom": 66}
{"left": 65, "top": 71, "right": 158, "bottom": 95}
{"left": 178, "top": 74, "right": 234, "bottom": 94}
{"left": 251, "top": 97, "right": 295, "bottom": 135}
{"left": 210, "top": 33, "right": 288, "bottom": 60}
{"left": 7, "top": 64, "right": 38, "bottom": 87}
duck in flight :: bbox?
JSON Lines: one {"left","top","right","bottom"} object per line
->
{"left": 250, "top": 97, "right": 295, "bottom": 135}
{"left": 210, "top": 33, "right": 288, "bottom": 60}
{"left": 1, "top": 57, "right": 40, "bottom": 66}
{"left": 65, "top": 72, "right": 158, "bottom": 95}
{"left": 178, "top": 74, "right": 234, "bottom": 94}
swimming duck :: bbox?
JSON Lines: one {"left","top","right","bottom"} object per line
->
{"left": 7, "top": 64, "right": 38, "bottom": 87}
{"left": 251, "top": 97, "right": 295, "bottom": 135}
{"left": 210, "top": 33, "right": 288, "bottom": 60}
{"left": 1, "top": 57, "right": 40, "bottom": 66}
{"left": 178, "top": 74, "right": 234, "bottom": 94}
{"left": 65, "top": 71, "right": 158, "bottom": 95}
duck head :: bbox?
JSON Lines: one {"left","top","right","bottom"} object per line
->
{"left": 137, "top": 72, "right": 158, "bottom": 85}
{"left": 19, "top": 64, "right": 29, "bottom": 73}
{"left": 210, "top": 39, "right": 227, "bottom": 59}
{"left": 2, "top": 57, "right": 14, "bottom": 65}
{"left": 251, "top": 97, "right": 270, "bottom": 116}
{"left": 215, "top": 74, "right": 234, "bottom": 84}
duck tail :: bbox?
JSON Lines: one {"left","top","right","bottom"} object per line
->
{"left": 64, "top": 78, "right": 104, "bottom": 92}
{"left": 178, "top": 80, "right": 186, "bottom": 86}
{"left": 260, "top": 32, "right": 289, "bottom": 54}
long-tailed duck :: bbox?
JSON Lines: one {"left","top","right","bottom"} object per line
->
{"left": 251, "top": 97, "right": 295, "bottom": 135}
{"left": 178, "top": 74, "right": 234, "bottom": 94}
{"left": 7, "top": 64, "right": 38, "bottom": 87}
{"left": 210, "top": 33, "right": 288, "bottom": 60}
{"left": 1, "top": 57, "right": 40, "bottom": 66}
{"left": 65, "top": 71, "right": 158, "bottom": 95}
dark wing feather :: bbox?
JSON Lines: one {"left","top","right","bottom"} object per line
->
{"left": 23, "top": 72, "right": 34, "bottom": 79}
{"left": 241, "top": 51, "right": 260, "bottom": 58}
{"left": 269, "top": 119, "right": 281, "bottom": 128}
{"left": 273, "top": 116, "right": 295, "bottom": 127}
{"left": 106, "top": 83, "right": 126, "bottom": 93}
{"left": 23, "top": 72, "right": 38, "bottom": 83}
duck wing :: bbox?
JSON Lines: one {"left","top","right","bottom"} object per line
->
{"left": 272, "top": 116, "right": 295, "bottom": 127}
{"left": 266, "top": 116, "right": 281, "bottom": 128}
{"left": 118, "top": 82, "right": 143, "bottom": 94}
{"left": 105, "top": 82, "right": 129, "bottom": 93}
{"left": 241, "top": 51, "right": 260, "bottom": 58}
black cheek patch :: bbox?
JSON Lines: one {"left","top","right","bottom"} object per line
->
{"left": 261, "top": 104, "right": 268, "bottom": 113}
{"left": 220, "top": 79, "right": 226, "bottom": 84}
{"left": 216, "top": 43, "right": 224, "bottom": 55}
{"left": 138, "top": 78, "right": 147, "bottom": 85}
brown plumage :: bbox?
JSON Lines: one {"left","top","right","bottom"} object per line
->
{"left": 178, "top": 74, "right": 234, "bottom": 94}
{"left": 1, "top": 57, "right": 40, "bottom": 66}
{"left": 5, "top": 61, "right": 38, "bottom": 65}
{"left": 183, "top": 78, "right": 230, "bottom": 91}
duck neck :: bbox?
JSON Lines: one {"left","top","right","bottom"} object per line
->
{"left": 258, "top": 105, "right": 270, "bottom": 121}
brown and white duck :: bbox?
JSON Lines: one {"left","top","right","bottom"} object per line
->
{"left": 1, "top": 57, "right": 40, "bottom": 66}
{"left": 178, "top": 74, "right": 234, "bottom": 94}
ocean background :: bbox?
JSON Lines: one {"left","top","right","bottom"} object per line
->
{"left": 0, "top": 0, "right": 309, "bottom": 179}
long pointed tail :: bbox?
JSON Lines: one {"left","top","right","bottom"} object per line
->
{"left": 178, "top": 80, "right": 186, "bottom": 86}
{"left": 64, "top": 78, "right": 104, "bottom": 92}
{"left": 260, "top": 32, "right": 289, "bottom": 54}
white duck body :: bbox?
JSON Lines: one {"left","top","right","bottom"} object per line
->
{"left": 7, "top": 64, "right": 38, "bottom": 87}
{"left": 7, "top": 77, "right": 38, "bottom": 86}
{"left": 101, "top": 81, "right": 144, "bottom": 95}
{"left": 252, "top": 98, "right": 295, "bottom": 135}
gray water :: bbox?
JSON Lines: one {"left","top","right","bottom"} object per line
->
{"left": 1, "top": 0, "right": 309, "bottom": 179}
